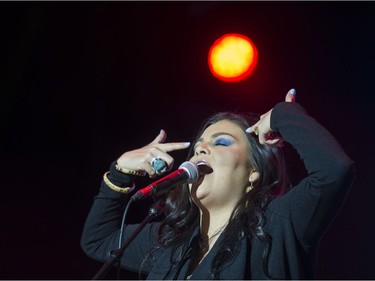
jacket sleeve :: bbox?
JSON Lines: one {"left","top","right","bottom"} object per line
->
{"left": 80, "top": 161, "right": 160, "bottom": 273}
{"left": 269, "top": 102, "right": 356, "bottom": 249}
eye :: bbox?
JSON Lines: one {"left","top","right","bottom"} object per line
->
{"left": 213, "top": 137, "right": 233, "bottom": 146}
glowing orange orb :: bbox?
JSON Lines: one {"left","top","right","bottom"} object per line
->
{"left": 208, "top": 33, "right": 258, "bottom": 82}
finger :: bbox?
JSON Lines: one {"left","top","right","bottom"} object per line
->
{"left": 145, "top": 145, "right": 185, "bottom": 176}
{"left": 139, "top": 153, "right": 170, "bottom": 178}
{"left": 264, "top": 138, "right": 282, "bottom": 146}
{"left": 159, "top": 141, "right": 191, "bottom": 152}
{"left": 245, "top": 127, "right": 253, "bottom": 134}
{"left": 149, "top": 129, "right": 167, "bottom": 145}
{"left": 258, "top": 131, "right": 272, "bottom": 145}
{"left": 245, "top": 122, "right": 260, "bottom": 134}
{"left": 133, "top": 141, "right": 190, "bottom": 177}
{"left": 150, "top": 150, "right": 175, "bottom": 171}
{"left": 144, "top": 163, "right": 158, "bottom": 178}
{"left": 285, "top": 88, "right": 296, "bottom": 103}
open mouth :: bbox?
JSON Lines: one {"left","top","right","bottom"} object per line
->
{"left": 196, "top": 160, "right": 213, "bottom": 175}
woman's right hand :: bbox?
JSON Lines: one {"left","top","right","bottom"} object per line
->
{"left": 116, "top": 129, "right": 191, "bottom": 178}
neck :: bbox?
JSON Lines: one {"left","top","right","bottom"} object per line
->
{"left": 198, "top": 205, "right": 233, "bottom": 248}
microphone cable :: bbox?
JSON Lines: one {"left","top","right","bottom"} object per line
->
{"left": 114, "top": 198, "right": 134, "bottom": 279}
{"left": 118, "top": 199, "right": 134, "bottom": 249}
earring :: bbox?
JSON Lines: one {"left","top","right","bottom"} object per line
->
{"left": 246, "top": 181, "right": 254, "bottom": 193}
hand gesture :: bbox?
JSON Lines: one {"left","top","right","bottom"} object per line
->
{"left": 246, "top": 89, "right": 296, "bottom": 146}
{"left": 116, "top": 130, "right": 190, "bottom": 178}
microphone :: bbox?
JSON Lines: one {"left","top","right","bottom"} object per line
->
{"left": 130, "top": 161, "right": 200, "bottom": 202}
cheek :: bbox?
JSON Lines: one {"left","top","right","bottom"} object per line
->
{"left": 219, "top": 150, "right": 248, "bottom": 168}
{"left": 219, "top": 150, "right": 251, "bottom": 184}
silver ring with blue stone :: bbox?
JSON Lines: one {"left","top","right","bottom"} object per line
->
{"left": 151, "top": 157, "right": 167, "bottom": 175}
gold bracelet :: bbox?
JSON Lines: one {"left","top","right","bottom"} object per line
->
{"left": 115, "top": 164, "right": 146, "bottom": 177}
{"left": 103, "top": 172, "right": 135, "bottom": 194}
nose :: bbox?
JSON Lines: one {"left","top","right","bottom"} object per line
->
{"left": 195, "top": 142, "right": 210, "bottom": 155}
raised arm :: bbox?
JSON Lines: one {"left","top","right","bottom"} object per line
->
{"left": 248, "top": 90, "right": 355, "bottom": 247}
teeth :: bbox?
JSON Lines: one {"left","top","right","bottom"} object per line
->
{"left": 196, "top": 161, "right": 213, "bottom": 175}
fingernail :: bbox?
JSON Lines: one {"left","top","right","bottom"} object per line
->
{"left": 245, "top": 127, "right": 253, "bottom": 133}
{"left": 184, "top": 142, "right": 191, "bottom": 147}
{"left": 288, "top": 89, "right": 296, "bottom": 95}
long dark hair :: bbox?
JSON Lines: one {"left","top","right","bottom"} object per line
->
{"left": 152, "top": 112, "right": 288, "bottom": 279}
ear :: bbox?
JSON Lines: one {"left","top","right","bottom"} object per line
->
{"left": 249, "top": 170, "right": 260, "bottom": 183}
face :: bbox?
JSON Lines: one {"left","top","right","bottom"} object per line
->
{"left": 189, "top": 119, "right": 253, "bottom": 211}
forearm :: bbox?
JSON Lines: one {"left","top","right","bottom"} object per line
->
{"left": 270, "top": 102, "right": 355, "bottom": 244}
{"left": 271, "top": 102, "right": 355, "bottom": 190}
{"left": 80, "top": 162, "right": 134, "bottom": 261}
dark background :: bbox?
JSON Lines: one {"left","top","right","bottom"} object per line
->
{"left": 1, "top": 2, "right": 374, "bottom": 279}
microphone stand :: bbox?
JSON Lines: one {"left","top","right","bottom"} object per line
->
{"left": 91, "top": 201, "right": 165, "bottom": 280}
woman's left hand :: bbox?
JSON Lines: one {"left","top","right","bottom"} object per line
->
{"left": 246, "top": 89, "right": 296, "bottom": 146}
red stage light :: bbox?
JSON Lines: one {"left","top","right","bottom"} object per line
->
{"left": 208, "top": 33, "right": 258, "bottom": 82}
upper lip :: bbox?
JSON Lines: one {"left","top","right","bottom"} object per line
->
{"left": 194, "top": 159, "right": 211, "bottom": 167}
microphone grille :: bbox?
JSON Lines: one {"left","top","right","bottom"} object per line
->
{"left": 179, "top": 161, "right": 199, "bottom": 183}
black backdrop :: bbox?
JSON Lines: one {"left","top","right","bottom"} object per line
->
{"left": 1, "top": 2, "right": 374, "bottom": 279}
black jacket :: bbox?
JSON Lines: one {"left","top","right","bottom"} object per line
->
{"left": 81, "top": 102, "right": 355, "bottom": 279}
